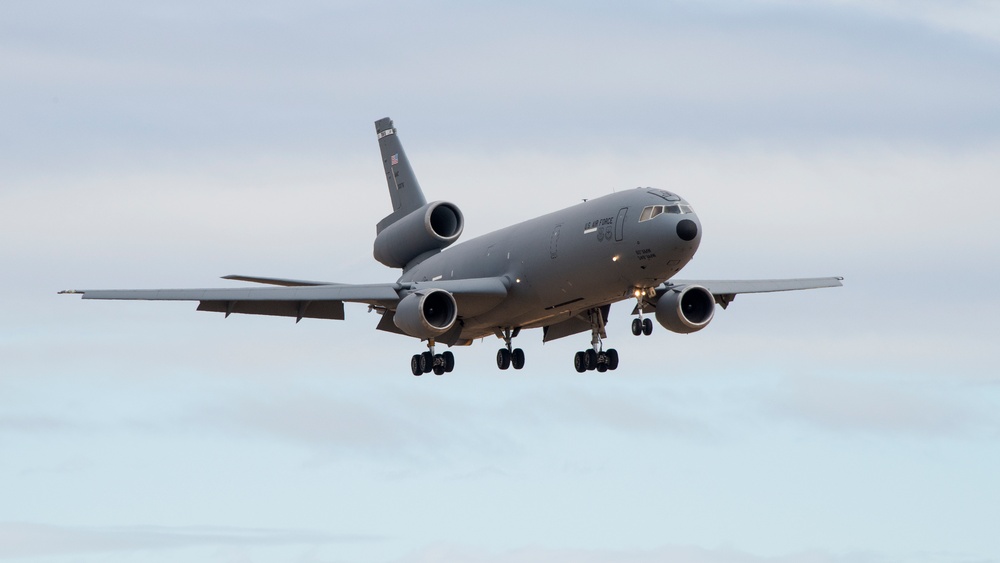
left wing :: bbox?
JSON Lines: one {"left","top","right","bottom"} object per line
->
{"left": 655, "top": 276, "right": 843, "bottom": 309}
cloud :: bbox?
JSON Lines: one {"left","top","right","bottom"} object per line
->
{"left": 795, "top": 0, "right": 1000, "bottom": 45}
{"left": 0, "top": 522, "right": 375, "bottom": 559}
{"left": 761, "top": 373, "right": 993, "bottom": 436}
{"left": 0, "top": 415, "right": 71, "bottom": 434}
{"left": 393, "top": 544, "right": 891, "bottom": 563}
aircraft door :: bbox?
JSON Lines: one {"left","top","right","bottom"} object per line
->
{"left": 615, "top": 207, "right": 628, "bottom": 242}
{"left": 550, "top": 224, "right": 561, "bottom": 259}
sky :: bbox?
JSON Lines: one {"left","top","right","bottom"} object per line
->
{"left": 2, "top": 1, "right": 1000, "bottom": 562}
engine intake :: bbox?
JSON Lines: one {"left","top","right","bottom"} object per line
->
{"left": 655, "top": 285, "right": 715, "bottom": 334}
{"left": 374, "top": 201, "right": 464, "bottom": 268}
{"left": 393, "top": 289, "right": 458, "bottom": 338}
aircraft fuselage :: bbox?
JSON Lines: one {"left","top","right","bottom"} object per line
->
{"left": 401, "top": 187, "right": 701, "bottom": 340}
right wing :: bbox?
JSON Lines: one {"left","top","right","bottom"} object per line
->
{"left": 60, "top": 283, "right": 402, "bottom": 321}
{"left": 60, "top": 276, "right": 511, "bottom": 323}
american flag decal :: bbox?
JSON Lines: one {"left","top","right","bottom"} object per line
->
{"left": 391, "top": 154, "right": 398, "bottom": 165}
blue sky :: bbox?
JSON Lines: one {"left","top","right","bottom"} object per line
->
{"left": 2, "top": 1, "right": 1000, "bottom": 562}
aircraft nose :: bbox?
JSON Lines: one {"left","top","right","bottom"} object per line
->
{"left": 676, "top": 218, "right": 698, "bottom": 241}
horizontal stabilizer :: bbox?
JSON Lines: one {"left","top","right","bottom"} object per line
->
{"left": 221, "top": 274, "right": 336, "bottom": 287}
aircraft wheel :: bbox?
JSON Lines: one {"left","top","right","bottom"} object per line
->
{"left": 420, "top": 351, "right": 434, "bottom": 373}
{"left": 497, "top": 348, "right": 511, "bottom": 370}
{"left": 511, "top": 348, "right": 525, "bottom": 370}
{"left": 410, "top": 354, "right": 423, "bottom": 376}
{"left": 606, "top": 348, "right": 619, "bottom": 370}
{"left": 573, "top": 351, "right": 587, "bottom": 373}
{"left": 433, "top": 363, "right": 445, "bottom": 376}
{"left": 642, "top": 318, "right": 653, "bottom": 336}
{"left": 585, "top": 349, "right": 598, "bottom": 371}
{"left": 631, "top": 318, "right": 642, "bottom": 336}
{"left": 442, "top": 351, "right": 455, "bottom": 373}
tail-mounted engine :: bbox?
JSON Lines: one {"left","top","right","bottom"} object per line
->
{"left": 373, "top": 201, "right": 464, "bottom": 269}
{"left": 655, "top": 285, "right": 715, "bottom": 333}
{"left": 393, "top": 289, "right": 458, "bottom": 339}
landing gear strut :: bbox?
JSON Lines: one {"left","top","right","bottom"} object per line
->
{"left": 410, "top": 338, "right": 455, "bottom": 376}
{"left": 495, "top": 327, "right": 525, "bottom": 370}
{"left": 573, "top": 306, "right": 619, "bottom": 373}
{"left": 631, "top": 287, "right": 655, "bottom": 336}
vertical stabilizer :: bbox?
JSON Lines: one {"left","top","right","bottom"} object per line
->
{"left": 375, "top": 117, "right": 427, "bottom": 234}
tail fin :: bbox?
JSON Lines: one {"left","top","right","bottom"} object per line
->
{"left": 375, "top": 117, "right": 427, "bottom": 234}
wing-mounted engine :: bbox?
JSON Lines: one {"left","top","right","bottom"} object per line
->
{"left": 655, "top": 284, "right": 715, "bottom": 333}
{"left": 373, "top": 201, "right": 464, "bottom": 269}
{"left": 393, "top": 288, "right": 458, "bottom": 338}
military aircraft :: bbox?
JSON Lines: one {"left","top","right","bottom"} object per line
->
{"left": 62, "top": 117, "right": 842, "bottom": 375}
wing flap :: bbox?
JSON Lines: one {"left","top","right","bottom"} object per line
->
{"left": 197, "top": 300, "right": 345, "bottom": 320}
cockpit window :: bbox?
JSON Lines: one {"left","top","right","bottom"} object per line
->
{"left": 639, "top": 204, "right": 695, "bottom": 222}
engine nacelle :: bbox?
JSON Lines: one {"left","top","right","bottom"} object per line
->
{"left": 655, "top": 285, "right": 715, "bottom": 334}
{"left": 374, "top": 201, "right": 464, "bottom": 268}
{"left": 393, "top": 289, "right": 458, "bottom": 339}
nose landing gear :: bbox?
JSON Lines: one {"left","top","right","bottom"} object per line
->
{"left": 630, "top": 287, "right": 655, "bottom": 336}
{"left": 410, "top": 339, "right": 455, "bottom": 376}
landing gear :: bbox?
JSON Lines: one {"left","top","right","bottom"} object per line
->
{"left": 573, "top": 306, "right": 619, "bottom": 373}
{"left": 496, "top": 348, "right": 511, "bottom": 370}
{"left": 410, "top": 339, "right": 455, "bottom": 376}
{"left": 573, "top": 348, "right": 619, "bottom": 373}
{"left": 632, "top": 287, "right": 655, "bottom": 336}
{"left": 495, "top": 327, "right": 525, "bottom": 371}
{"left": 511, "top": 348, "right": 525, "bottom": 370}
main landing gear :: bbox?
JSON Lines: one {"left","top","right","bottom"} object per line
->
{"left": 631, "top": 287, "right": 655, "bottom": 336}
{"left": 573, "top": 306, "right": 619, "bottom": 373}
{"left": 410, "top": 339, "right": 455, "bottom": 376}
{"left": 495, "top": 327, "right": 525, "bottom": 370}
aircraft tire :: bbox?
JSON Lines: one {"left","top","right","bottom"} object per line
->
{"left": 573, "top": 351, "right": 587, "bottom": 373}
{"left": 607, "top": 348, "right": 619, "bottom": 370}
{"left": 631, "top": 318, "right": 642, "bottom": 336}
{"left": 511, "top": 348, "right": 525, "bottom": 370}
{"left": 497, "top": 348, "right": 511, "bottom": 370}
{"left": 585, "top": 349, "right": 598, "bottom": 370}
{"left": 642, "top": 318, "right": 653, "bottom": 336}
{"left": 442, "top": 351, "right": 455, "bottom": 372}
{"left": 420, "top": 351, "right": 434, "bottom": 373}
{"left": 410, "top": 355, "right": 423, "bottom": 376}
{"left": 433, "top": 363, "right": 445, "bottom": 376}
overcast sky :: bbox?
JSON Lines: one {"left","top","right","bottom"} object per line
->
{"left": 2, "top": 1, "right": 1000, "bottom": 562}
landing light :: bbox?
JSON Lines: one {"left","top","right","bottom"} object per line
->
{"left": 612, "top": 255, "right": 620, "bottom": 262}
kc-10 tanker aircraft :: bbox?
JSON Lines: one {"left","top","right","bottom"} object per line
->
{"left": 62, "top": 118, "right": 842, "bottom": 375}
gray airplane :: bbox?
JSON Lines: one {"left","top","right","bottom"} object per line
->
{"left": 62, "top": 117, "right": 842, "bottom": 375}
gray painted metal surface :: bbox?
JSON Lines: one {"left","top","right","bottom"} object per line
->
{"left": 62, "top": 117, "right": 842, "bottom": 367}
